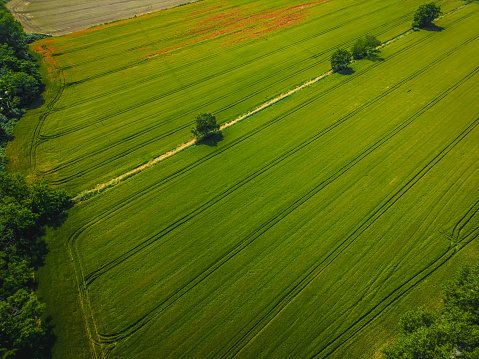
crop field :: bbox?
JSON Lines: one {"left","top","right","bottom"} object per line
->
{"left": 7, "top": 0, "right": 201, "bottom": 35}
{"left": 25, "top": 1, "right": 479, "bottom": 358}
{"left": 7, "top": 0, "right": 467, "bottom": 193}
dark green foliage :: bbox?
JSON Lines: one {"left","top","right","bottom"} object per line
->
{"left": 0, "top": 11, "right": 26, "bottom": 57}
{"left": 0, "top": 172, "right": 72, "bottom": 258}
{"left": 443, "top": 265, "right": 479, "bottom": 324}
{"left": 351, "top": 38, "right": 367, "bottom": 60}
{"left": 0, "top": 113, "right": 7, "bottom": 138}
{"left": 330, "top": 48, "right": 352, "bottom": 71}
{"left": 191, "top": 113, "right": 220, "bottom": 140}
{"left": 0, "top": 289, "right": 46, "bottom": 359}
{"left": 351, "top": 35, "right": 381, "bottom": 60}
{"left": 0, "top": 173, "right": 71, "bottom": 244}
{"left": 365, "top": 35, "right": 381, "bottom": 50}
{"left": 0, "top": 11, "right": 43, "bottom": 169}
{"left": 399, "top": 306, "right": 440, "bottom": 334}
{"left": 24, "top": 33, "right": 51, "bottom": 45}
{"left": 1, "top": 71, "right": 41, "bottom": 107}
{"left": 0, "top": 249, "right": 31, "bottom": 299}
{"left": 0, "top": 199, "right": 39, "bottom": 247}
{"left": 413, "top": 3, "right": 442, "bottom": 28}
{"left": 0, "top": 173, "right": 71, "bottom": 358}
{"left": 383, "top": 264, "right": 479, "bottom": 358}
{"left": 0, "top": 52, "right": 41, "bottom": 80}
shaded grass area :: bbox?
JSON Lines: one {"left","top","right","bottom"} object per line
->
{"left": 36, "top": 4, "right": 479, "bottom": 358}
{"left": 6, "top": 0, "right": 466, "bottom": 193}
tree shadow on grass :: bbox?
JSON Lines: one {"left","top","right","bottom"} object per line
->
{"left": 336, "top": 67, "right": 355, "bottom": 75}
{"left": 421, "top": 24, "right": 444, "bottom": 32}
{"left": 196, "top": 132, "right": 224, "bottom": 147}
{"left": 42, "top": 316, "right": 56, "bottom": 359}
{"left": 49, "top": 209, "right": 70, "bottom": 230}
{"left": 27, "top": 90, "right": 46, "bottom": 110}
{"left": 27, "top": 210, "right": 70, "bottom": 268}
{"left": 367, "top": 51, "right": 385, "bottom": 62}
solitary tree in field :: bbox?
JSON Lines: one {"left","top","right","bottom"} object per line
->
{"left": 330, "top": 49, "right": 352, "bottom": 72}
{"left": 191, "top": 113, "right": 219, "bottom": 141}
{"left": 412, "top": 3, "right": 441, "bottom": 28}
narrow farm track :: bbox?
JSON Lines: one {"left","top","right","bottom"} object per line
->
{"left": 87, "top": 67, "right": 479, "bottom": 349}
{"left": 52, "top": 6, "right": 479, "bottom": 352}
{"left": 25, "top": 2, "right": 479, "bottom": 358}
{"left": 70, "top": 11, "right": 478, "bottom": 198}
{"left": 35, "top": 11, "right": 468, "bottom": 187}
{"left": 30, "top": 0, "right": 454, "bottom": 189}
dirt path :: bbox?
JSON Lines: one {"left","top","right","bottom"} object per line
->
{"left": 75, "top": 70, "right": 334, "bottom": 201}
{"left": 66, "top": 4, "right": 468, "bottom": 201}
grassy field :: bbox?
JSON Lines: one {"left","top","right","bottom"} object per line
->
{"left": 7, "top": 0, "right": 465, "bottom": 193}
{"left": 28, "top": 1, "right": 479, "bottom": 358}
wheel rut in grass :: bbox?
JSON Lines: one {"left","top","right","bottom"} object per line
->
{"left": 80, "top": 62, "right": 479, "bottom": 352}
{"left": 56, "top": 4, "right": 478, "bottom": 357}
{"left": 36, "top": 4, "right": 424, "bottom": 188}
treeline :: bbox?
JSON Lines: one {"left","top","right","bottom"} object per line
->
{"left": 0, "top": 8, "right": 49, "bottom": 171}
{"left": 330, "top": 34, "right": 382, "bottom": 72}
{"left": 0, "top": 4, "right": 67, "bottom": 358}
{"left": 384, "top": 264, "right": 479, "bottom": 358}
{"left": 1, "top": 172, "right": 72, "bottom": 358}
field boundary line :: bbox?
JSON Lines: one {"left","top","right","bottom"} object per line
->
{"left": 73, "top": 3, "right": 473, "bottom": 202}
{"left": 74, "top": 69, "right": 333, "bottom": 202}
{"left": 58, "top": 3, "right": 476, "bottom": 356}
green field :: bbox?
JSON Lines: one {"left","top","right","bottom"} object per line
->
{"left": 8, "top": 0, "right": 479, "bottom": 358}
{"left": 8, "top": 0, "right": 466, "bottom": 193}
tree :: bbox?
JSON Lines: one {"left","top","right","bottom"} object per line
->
{"left": 351, "top": 38, "right": 367, "bottom": 60}
{"left": 0, "top": 289, "right": 46, "bottom": 359}
{"left": 0, "top": 249, "right": 32, "bottom": 299}
{"left": 191, "top": 113, "right": 220, "bottom": 140}
{"left": 413, "top": 3, "right": 442, "bottom": 28}
{"left": 330, "top": 49, "right": 352, "bottom": 72}
{"left": 365, "top": 35, "right": 381, "bottom": 53}
{"left": 0, "top": 11, "right": 27, "bottom": 57}
{"left": 1, "top": 71, "right": 41, "bottom": 107}
{"left": 351, "top": 35, "right": 381, "bottom": 60}
{"left": 0, "top": 172, "right": 71, "bottom": 252}
{"left": 383, "top": 264, "right": 479, "bottom": 359}
{"left": 0, "top": 173, "right": 71, "bottom": 358}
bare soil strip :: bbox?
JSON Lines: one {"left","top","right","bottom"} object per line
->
{"left": 75, "top": 70, "right": 333, "bottom": 202}
{"left": 50, "top": 5, "right": 465, "bottom": 201}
